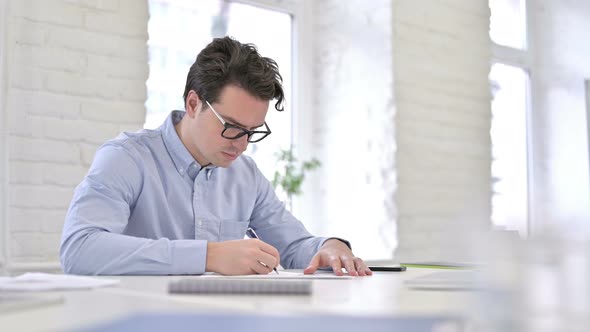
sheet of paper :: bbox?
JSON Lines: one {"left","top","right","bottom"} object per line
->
{"left": 200, "top": 270, "right": 353, "bottom": 280}
{"left": 0, "top": 273, "right": 120, "bottom": 292}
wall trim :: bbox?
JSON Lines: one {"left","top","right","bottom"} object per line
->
{"left": 0, "top": 0, "right": 9, "bottom": 274}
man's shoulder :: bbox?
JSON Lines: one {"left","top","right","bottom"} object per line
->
{"left": 101, "top": 129, "right": 162, "bottom": 154}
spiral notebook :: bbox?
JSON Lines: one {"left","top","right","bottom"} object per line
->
{"left": 169, "top": 279, "right": 312, "bottom": 295}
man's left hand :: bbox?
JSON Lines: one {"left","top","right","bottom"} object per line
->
{"left": 303, "top": 239, "right": 373, "bottom": 276}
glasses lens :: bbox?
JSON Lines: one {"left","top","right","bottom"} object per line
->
{"left": 248, "top": 132, "right": 269, "bottom": 142}
{"left": 222, "top": 127, "right": 247, "bottom": 139}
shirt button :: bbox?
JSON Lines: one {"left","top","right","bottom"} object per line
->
{"left": 179, "top": 167, "right": 184, "bottom": 173}
{"left": 197, "top": 219, "right": 203, "bottom": 226}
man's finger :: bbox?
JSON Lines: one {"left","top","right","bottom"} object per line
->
{"left": 303, "top": 254, "right": 321, "bottom": 274}
{"left": 255, "top": 239, "right": 281, "bottom": 266}
{"left": 341, "top": 256, "right": 358, "bottom": 276}
{"left": 330, "top": 257, "right": 343, "bottom": 276}
{"left": 255, "top": 251, "right": 279, "bottom": 270}
{"left": 354, "top": 257, "right": 372, "bottom": 276}
{"left": 250, "top": 258, "right": 272, "bottom": 274}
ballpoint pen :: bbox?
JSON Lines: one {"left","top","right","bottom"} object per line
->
{"left": 246, "top": 227, "right": 279, "bottom": 274}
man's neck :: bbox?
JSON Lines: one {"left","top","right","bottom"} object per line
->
{"left": 174, "top": 116, "right": 209, "bottom": 167}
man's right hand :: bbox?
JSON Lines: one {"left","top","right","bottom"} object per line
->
{"left": 206, "top": 239, "right": 280, "bottom": 275}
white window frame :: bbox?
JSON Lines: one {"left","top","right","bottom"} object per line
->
{"left": 490, "top": 0, "right": 535, "bottom": 235}
{"left": 586, "top": 80, "right": 590, "bottom": 191}
{"left": 0, "top": 0, "right": 8, "bottom": 273}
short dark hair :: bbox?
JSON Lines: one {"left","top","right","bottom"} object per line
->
{"left": 183, "top": 36, "right": 285, "bottom": 112}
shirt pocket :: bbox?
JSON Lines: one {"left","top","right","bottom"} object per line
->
{"left": 219, "top": 219, "right": 250, "bottom": 241}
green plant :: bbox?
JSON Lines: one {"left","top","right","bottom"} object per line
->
{"left": 271, "top": 148, "right": 321, "bottom": 203}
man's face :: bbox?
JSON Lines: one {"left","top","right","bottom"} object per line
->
{"left": 184, "top": 85, "right": 269, "bottom": 167}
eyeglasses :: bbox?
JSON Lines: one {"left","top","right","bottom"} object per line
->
{"left": 205, "top": 100, "right": 271, "bottom": 143}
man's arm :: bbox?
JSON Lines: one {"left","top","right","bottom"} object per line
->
{"left": 247, "top": 160, "right": 372, "bottom": 276}
{"left": 60, "top": 144, "right": 205, "bottom": 275}
{"left": 247, "top": 161, "right": 326, "bottom": 269}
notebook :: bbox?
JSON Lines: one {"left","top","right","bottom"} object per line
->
{"left": 169, "top": 279, "right": 312, "bottom": 295}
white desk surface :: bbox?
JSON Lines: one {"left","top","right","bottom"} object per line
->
{"left": 0, "top": 268, "right": 475, "bottom": 332}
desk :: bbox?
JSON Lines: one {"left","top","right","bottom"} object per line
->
{"left": 0, "top": 269, "right": 475, "bottom": 332}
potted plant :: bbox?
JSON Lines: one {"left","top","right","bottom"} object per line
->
{"left": 271, "top": 148, "right": 321, "bottom": 211}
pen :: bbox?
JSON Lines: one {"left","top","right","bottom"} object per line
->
{"left": 246, "top": 227, "right": 279, "bottom": 274}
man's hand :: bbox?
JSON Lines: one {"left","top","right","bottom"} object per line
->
{"left": 206, "top": 239, "right": 280, "bottom": 275}
{"left": 303, "top": 239, "right": 373, "bottom": 276}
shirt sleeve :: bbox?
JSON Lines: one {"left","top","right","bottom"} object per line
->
{"left": 248, "top": 161, "right": 328, "bottom": 269}
{"left": 60, "top": 143, "right": 207, "bottom": 275}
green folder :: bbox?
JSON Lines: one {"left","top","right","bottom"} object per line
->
{"left": 400, "top": 262, "right": 474, "bottom": 270}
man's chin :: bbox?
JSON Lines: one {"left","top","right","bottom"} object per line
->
{"left": 214, "top": 158, "right": 236, "bottom": 168}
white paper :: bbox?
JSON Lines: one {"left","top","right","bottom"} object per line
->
{"left": 0, "top": 273, "right": 119, "bottom": 292}
{"left": 200, "top": 270, "right": 353, "bottom": 280}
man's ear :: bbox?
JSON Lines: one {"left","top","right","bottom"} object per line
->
{"left": 185, "top": 90, "right": 202, "bottom": 118}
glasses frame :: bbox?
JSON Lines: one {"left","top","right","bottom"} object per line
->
{"left": 205, "top": 100, "right": 271, "bottom": 143}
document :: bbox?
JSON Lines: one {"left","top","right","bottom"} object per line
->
{"left": 200, "top": 270, "right": 353, "bottom": 280}
{"left": 0, "top": 273, "right": 119, "bottom": 291}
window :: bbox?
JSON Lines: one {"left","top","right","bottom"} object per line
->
{"left": 489, "top": 0, "right": 531, "bottom": 235}
{"left": 145, "top": 0, "right": 293, "bottom": 181}
{"left": 489, "top": 64, "right": 529, "bottom": 233}
{"left": 489, "top": 0, "right": 527, "bottom": 49}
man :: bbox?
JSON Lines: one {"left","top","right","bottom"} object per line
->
{"left": 60, "top": 36, "right": 372, "bottom": 276}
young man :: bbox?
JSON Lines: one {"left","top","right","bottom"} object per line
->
{"left": 60, "top": 37, "right": 372, "bottom": 276}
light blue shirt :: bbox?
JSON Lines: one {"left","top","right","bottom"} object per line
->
{"left": 60, "top": 111, "right": 330, "bottom": 275}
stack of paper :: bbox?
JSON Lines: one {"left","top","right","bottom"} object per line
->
{"left": 0, "top": 273, "right": 119, "bottom": 292}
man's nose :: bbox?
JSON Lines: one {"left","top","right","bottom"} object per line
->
{"left": 233, "top": 134, "right": 249, "bottom": 151}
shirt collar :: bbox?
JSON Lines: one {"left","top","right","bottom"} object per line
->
{"left": 160, "top": 111, "right": 203, "bottom": 179}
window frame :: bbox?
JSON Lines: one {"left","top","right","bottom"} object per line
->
{"left": 490, "top": 0, "right": 535, "bottom": 235}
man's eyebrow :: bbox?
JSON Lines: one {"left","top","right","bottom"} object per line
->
{"left": 224, "top": 115, "right": 264, "bottom": 130}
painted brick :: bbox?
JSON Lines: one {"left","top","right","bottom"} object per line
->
{"left": 13, "top": 44, "right": 87, "bottom": 73}
{"left": 10, "top": 0, "right": 84, "bottom": 27}
{"left": 9, "top": 66, "right": 46, "bottom": 91}
{"left": 40, "top": 209, "right": 68, "bottom": 233}
{"left": 9, "top": 185, "right": 75, "bottom": 209}
{"left": 64, "top": 0, "right": 118, "bottom": 11}
{"left": 47, "top": 26, "right": 148, "bottom": 61}
{"left": 11, "top": 234, "right": 45, "bottom": 257}
{"left": 117, "top": 0, "right": 149, "bottom": 19}
{"left": 85, "top": 12, "right": 148, "bottom": 38}
{"left": 9, "top": 161, "right": 44, "bottom": 185}
{"left": 8, "top": 89, "right": 81, "bottom": 119}
{"left": 3, "top": 0, "right": 148, "bottom": 267}
{"left": 392, "top": 0, "right": 492, "bottom": 261}
{"left": 9, "top": 18, "right": 47, "bottom": 45}
{"left": 81, "top": 100, "right": 146, "bottom": 123}
{"left": 86, "top": 54, "right": 149, "bottom": 80}
{"left": 8, "top": 136, "right": 80, "bottom": 163}
{"left": 8, "top": 209, "right": 44, "bottom": 232}
{"left": 80, "top": 143, "right": 100, "bottom": 166}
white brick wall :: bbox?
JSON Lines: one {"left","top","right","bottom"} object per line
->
{"left": 2, "top": 0, "right": 148, "bottom": 267}
{"left": 392, "top": 0, "right": 492, "bottom": 262}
